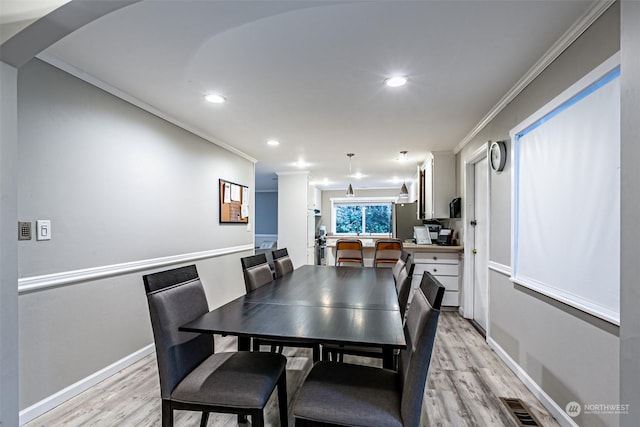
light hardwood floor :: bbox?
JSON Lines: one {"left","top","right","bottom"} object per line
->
{"left": 25, "top": 312, "right": 560, "bottom": 427}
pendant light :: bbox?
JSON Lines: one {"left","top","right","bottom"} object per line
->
{"left": 346, "top": 153, "right": 355, "bottom": 198}
{"left": 398, "top": 151, "right": 409, "bottom": 199}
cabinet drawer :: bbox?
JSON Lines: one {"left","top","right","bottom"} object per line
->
{"left": 411, "top": 273, "right": 459, "bottom": 291}
{"left": 413, "top": 263, "right": 459, "bottom": 277}
{"left": 412, "top": 252, "right": 459, "bottom": 263}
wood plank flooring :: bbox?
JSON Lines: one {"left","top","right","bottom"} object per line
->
{"left": 25, "top": 312, "right": 560, "bottom": 426}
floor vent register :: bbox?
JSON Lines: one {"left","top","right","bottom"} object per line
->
{"left": 500, "top": 397, "right": 542, "bottom": 426}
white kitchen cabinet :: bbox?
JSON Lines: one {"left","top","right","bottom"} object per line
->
{"left": 421, "top": 151, "right": 455, "bottom": 219}
{"left": 408, "top": 250, "right": 461, "bottom": 307}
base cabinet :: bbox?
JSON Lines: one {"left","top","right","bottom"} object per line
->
{"left": 408, "top": 250, "right": 460, "bottom": 307}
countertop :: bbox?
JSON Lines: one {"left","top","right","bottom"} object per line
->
{"left": 326, "top": 240, "right": 463, "bottom": 252}
{"left": 402, "top": 243, "right": 464, "bottom": 252}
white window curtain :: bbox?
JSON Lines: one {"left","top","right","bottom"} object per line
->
{"left": 511, "top": 56, "right": 620, "bottom": 324}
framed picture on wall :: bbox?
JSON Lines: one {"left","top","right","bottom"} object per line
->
{"left": 219, "top": 179, "right": 249, "bottom": 223}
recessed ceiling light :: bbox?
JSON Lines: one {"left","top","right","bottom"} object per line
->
{"left": 205, "top": 94, "right": 226, "bottom": 104}
{"left": 384, "top": 76, "right": 407, "bottom": 88}
{"left": 267, "top": 139, "right": 280, "bottom": 146}
{"left": 294, "top": 160, "right": 310, "bottom": 168}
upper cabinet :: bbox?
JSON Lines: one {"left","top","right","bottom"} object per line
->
{"left": 420, "top": 151, "right": 455, "bottom": 219}
{"left": 307, "top": 183, "right": 322, "bottom": 214}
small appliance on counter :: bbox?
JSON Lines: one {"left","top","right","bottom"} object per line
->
{"left": 315, "top": 225, "right": 327, "bottom": 265}
{"left": 436, "top": 228, "right": 454, "bottom": 246}
{"left": 426, "top": 223, "right": 441, "bottom": 241}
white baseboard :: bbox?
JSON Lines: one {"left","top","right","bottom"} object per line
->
{"left": 19, "top": 344, "right": 155, "bottom": 425}
{"left": 487, "top": 337, "right": 578, "bottom": 427}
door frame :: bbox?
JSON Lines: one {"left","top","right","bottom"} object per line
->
{"left": 461, "top": 142, "right": 490, "bottom": 331}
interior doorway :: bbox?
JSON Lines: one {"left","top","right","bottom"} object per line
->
{"left": 472, "top": 157, "right": 489, "bottom": 332}
{"left": 463, "top": 144, "right": 489, "bottom": 335}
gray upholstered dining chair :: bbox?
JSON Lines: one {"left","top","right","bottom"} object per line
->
{"left": 240, "top": 253, "right": 321, "bottom": 363}
{"left": 294, "top": 271, "right": 445, "bottom": 427}
{"left": 392, "top": 250, "right": 411, "bottom": 283}
{"left": 142, "top": 264, "right": 288, "bottom": 427}
{"left": 321, "top": 262, "right": 415, "bottom": 365}
{"left": 272, "top": 248, "right": 294, "bottom": 279}
{"left": 240, "top": 253, "right": 274, "bottom": 292}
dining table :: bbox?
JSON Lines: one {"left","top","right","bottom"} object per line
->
{"left": 180, "top": 264, "right": 406, "bottom": 369}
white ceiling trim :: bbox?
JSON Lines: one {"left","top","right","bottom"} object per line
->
{"left": 36, "top": 51, "right": 258, "bottom": 164}
{"left": 453, "top": 0, "right": 615, "bottom": 154}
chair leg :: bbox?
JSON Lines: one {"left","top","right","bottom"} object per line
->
{"left": 199, "top": 411, "right": 209, "bottom": 427}
{"left": 321, "top": 346, "right": 329, "bottom": 361}
{"left": 252, "top": 412, "right": 265, "bottom": 427}
{"left": 312, "top": 345, "right": 320, "bottom": 363}
{"left": 277, "top": 371, "right": 288, "bottom": 427}
{"left": 161, "top": 399, "right": 173, "bottom": 427}
{"left": 253, "top": 338, "right": 261, "bottom": 352}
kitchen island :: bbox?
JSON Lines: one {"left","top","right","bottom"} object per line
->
{"left": 325, "top": 238, "right": 463, "bottom": 307}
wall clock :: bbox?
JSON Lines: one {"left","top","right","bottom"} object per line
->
{"left": 490, "top": 141, "right": 507, "bottom": 172}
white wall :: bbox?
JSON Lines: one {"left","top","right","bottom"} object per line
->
{"left": 456, "top": 4, "right": 621, "bottom": 426}
{"left": 0, "top": 60, "right": 19, "bottom": 427}
{"left": 277, "top": 172, "right": 309, "bottom": 268}
{"left": 619, "top": 0, "right": 640, "bottom": 424}
{"left": 17, "top": 59, "right": 254, "bottom": 415}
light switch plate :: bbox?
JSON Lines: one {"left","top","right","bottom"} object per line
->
{"left": 36, "top": 220, "right": 51, "bottom": 241}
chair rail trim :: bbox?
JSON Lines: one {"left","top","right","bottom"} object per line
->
{"left": 18, "top": 244, "right": 254, "bottom": 294}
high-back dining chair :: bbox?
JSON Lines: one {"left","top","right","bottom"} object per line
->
{"left": 374, "top": 238, "right": 403, "bottom": 268}
{"left": 272, "top": 248, "right": 294, "bottom": 279}
{"left": 335, "top": 239, "right": 364, "bottom": 267}
{"left": 142, "top": 265, "right": 288, "bottom": 427}
{"left": 392, "top": 250, "right": 411, "bottom": 283}
{"left": 293, "top": 271, "right": 445, "bottom": 427}
{"left": 240, "top": 253, "right": 320, "bottom": 362}
{"left": 240, "top": 253, "right": 274, "bottom": 292}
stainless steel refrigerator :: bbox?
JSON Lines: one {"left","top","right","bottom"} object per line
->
{"left": 392, "top": 202, "right": 423, "bottom": 241}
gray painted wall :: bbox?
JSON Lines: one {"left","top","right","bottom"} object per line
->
{"left": 456, "top": 4, "right": 621, "bottom": 426}
{"left": 619, "top": 1, "right": 640, "bottom": 424}
{"left": 1, "top": 61, "right": 19, "bottom": 427}
{"left": 17, "top": 59, "right": 254, "bottom": 409}
{"left": 255, "top": 191, "right": 278, "bottom": 235}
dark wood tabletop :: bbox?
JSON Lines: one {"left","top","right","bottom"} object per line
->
{"left": 180, "top": 265, "right": 405, "bottom": 368}
{"left": 243, "top": 265, "right": 400, "bottom": 310}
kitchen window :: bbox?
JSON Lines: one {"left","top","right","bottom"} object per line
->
{"left": 331, "top": 198, "right": 394, "bottom": 235}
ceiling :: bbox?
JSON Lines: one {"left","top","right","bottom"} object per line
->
{"left": 20, "top": 0, "right": 597, "bottom": 191}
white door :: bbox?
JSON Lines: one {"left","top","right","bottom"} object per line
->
{"left": 472, "top": 157, "right": 489, "bottom": 332}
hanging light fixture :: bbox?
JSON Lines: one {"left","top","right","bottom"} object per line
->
{"left": 346, "top": 153, "right": 355, "bottom": 198}
{"left": 398, "top": 151, "right": 409, "bottom": 199}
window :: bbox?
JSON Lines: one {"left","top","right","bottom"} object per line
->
{"left": 510, "top": 54, "right": 620, "bottom": 324}
{"left": 331, "top": 198, "right": 393, "bottom": 235}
